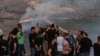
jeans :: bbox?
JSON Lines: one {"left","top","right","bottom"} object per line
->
{"left": 30, "top": 47, "right": 36, "bottom": 56}
{"left": 57, "top": 51, "right": 63, "bottom": 56}
{"left": 79, "top": 52, "right": 90, "bottom": 56}
{"left": 18, "top": 44, "right": 24, "bottom": 56}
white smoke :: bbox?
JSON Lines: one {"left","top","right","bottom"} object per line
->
{"left": 19, "top": 0, "right": 100, "bottom": 31}
{"left": 20, "top": 0, "right": 75, "bottom": 22}
{"left": 20, "top": 0, "right": 99, "bottom": 21}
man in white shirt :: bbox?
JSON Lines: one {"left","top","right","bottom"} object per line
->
{"left": 57, "top": 32, "right": 64, "bottom": 56}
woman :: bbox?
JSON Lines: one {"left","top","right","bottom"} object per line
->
{"left": 47, "top": 37, "right": 57, "bottom": 56}
{"left": 62, "top": 33, "right": 71, "bottom": 56}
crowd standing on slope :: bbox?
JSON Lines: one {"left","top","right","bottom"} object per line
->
{"left": 0, "top": 23, "right": 100, "bottom": 56}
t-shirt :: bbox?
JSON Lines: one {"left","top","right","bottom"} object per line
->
{"left": 47, "top": 29, "right": 56, "bottom": 38}
{"left": 35, "top": 34, "right": 44, "bottom": 46}
{"left": 76, "top": 36, "right": 82, "bottom": 42}
{"left": 93, "top": 43, "right": 100, "bottom": 56}
{"left": 29, "top": 33, "right": 37, "bottom": 47}
{"left": 47, "top": 29, "right": 56, "bottom": 45}
{"left": 79, "top": 37, "right": 92, "bottom": 53}
{"left": 62, "top": 40, "right": 70, "bottom": 54}
{"left": 1, "top": 40, "right": 8, "bottom": 55}
{"left": 17, "top": 31, "right": 24, "bottom": 44}
{"left": 68, "top": 35, "right": 74, "bottom": 47}
{"left": 57, "top": 36, "right": 64, "bottom": 51}
{"left": 10, "top": 38, "right": 18, "bottom": 52}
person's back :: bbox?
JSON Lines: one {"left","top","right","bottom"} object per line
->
{"left": 57, "top": 36, "right": 64, "bottom": 55}
{"left": 93, "top": 36, "right": 100, "bottom": 56}
{"left": 79, "top": 38, "right": 92, "bottom": 53}
{"left": 93, "top": 43, "right": 100, "bottom": 56}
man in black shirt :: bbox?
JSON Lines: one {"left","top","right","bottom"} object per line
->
{"left": 35, "top": 32, "right": 44, "bottom": 56}
{"left": 47, "top": 24, "right": 57, "bottom": 45}
{"left": 0, "top": 35, "right": 9, "bottom": 55}
{"left": 93, "top": 36, "right": 100, "bottom": 56}
{"left": 10, "top": 33, "right": 18, "bottom": 56}
{"left": 79, "top": 32, "right": 92, "bottom": 56}
{"left": 29, "top": 27, "right": 37, "bottom": 56}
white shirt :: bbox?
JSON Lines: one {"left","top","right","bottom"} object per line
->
{"left": 57, "top": 36, "right": 64, "bottom": 51}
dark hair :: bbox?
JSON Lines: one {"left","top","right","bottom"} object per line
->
{"left": 51, "top": 37, "right": 56, "bottom": 42}
{"left": 51, "top": 24, "right": 55, "bottom": 28}
{"left": 64, "top": 33, "right": 68, "bottom": 37}
{"left": 98, "top": 36, "right": 100, "bottom": 40}
{"left": 17, "top": 23, "right": 22, "bottom": 29}
{"left": 11, "top": 31, "right": 16, "bottom": 35}
{"left": 0, "top": 35, "right": 4, "bottom": 40}
{"left": 83, "top": 32, "right": 88, "bottom": 36}
{"left": 79, "top": 30, "right": 84, "bottom": 35}
{"left": 31, "top": 27, "right": 35, "bottom": 31}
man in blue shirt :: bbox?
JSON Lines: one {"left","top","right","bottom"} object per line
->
{"left": 67, "top": 30, "right": 75, "bottom": 56}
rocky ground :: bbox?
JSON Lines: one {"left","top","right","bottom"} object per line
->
{"left": 0, "top": 0, "right": 31, "bottom": 36}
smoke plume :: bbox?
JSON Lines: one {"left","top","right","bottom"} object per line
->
{"left": 19, "top": 0, "right": 100, "bottom": 31}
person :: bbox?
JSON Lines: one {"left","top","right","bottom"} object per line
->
{"left": 67, "top": 30, "right": 75, "bottom": 56}
{"left": 93, "top": 36, "right": 100, "bottom": 56}
{"left": 47, "top": 24, "right": 57, "bottom": 45}
{"left": 35, "top": 31, "right": 45, "bottom": 56}
{"left": 17, "top": 24, "right": 25, "bottom": 56}
{"left": 43, "top": 25, "right": 51, "bottom": 56}
{"left": 76, "top": 31, "right": 84, "bottom": 56}
{"left": 10, "top": 32, "right": 18, "bottom": 56}
{"left": 0, "top": 35, "right": 9, "bottom": 56}
{"left": 57, "top": 31, "right": 64, "bottom": 56}
{"left": 12, "top": 24, "right": 21, "bottom": 35}
{"left": 29, "top": 27, "right": 37, "bottom": 56}
{"left": 47, "top": 37, "right": 57, "bottom": 56}
{"left": 79, "top": 32, "right": 92, "bottom": 56}
{"left": 62, "top": 33, "right": 71, "bottom": 56}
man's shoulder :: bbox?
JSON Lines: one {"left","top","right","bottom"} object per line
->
{"left": 93, "top": 43, "right": 99, "bottom": 46}
{"left": 57, "top": 36, "right": 64, "bottom": 38}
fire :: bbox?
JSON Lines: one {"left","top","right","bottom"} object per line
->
{"left": 19, "top": 18, "right": 34, "bottom": 23}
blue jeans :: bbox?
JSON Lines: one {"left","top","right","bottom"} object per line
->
{"left": 18, "top": 44, "right": 24, "bottom": 56}
{"left": 79, "top": 52, "right": 90, "bottom": 56}
{"left": 30, "top": 47, "right": 36, "bottom": 56}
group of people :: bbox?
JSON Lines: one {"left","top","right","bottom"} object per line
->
{"left": 0, "top": 23, "right": 100, "bottom": 56}
{"left": 0, "top": 24, "right": 25, "bottom": 56}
